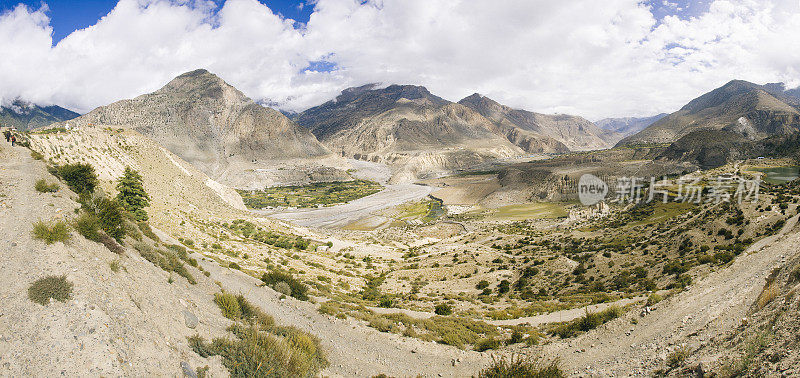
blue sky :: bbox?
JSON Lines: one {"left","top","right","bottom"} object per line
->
{"left": 0, "top": 0, "right": 316, "bottom": 43}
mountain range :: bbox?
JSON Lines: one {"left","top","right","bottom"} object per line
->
{"left": 24, "top": 69, "right": 800, "bottom": 183}
{"left": 56, "top": 69, "right": 330, "bottom": 185}
{"left": 595, "top": 113, "right": 668, "bottom": 138}
{"left": 619, "top": 80, "right": 800, "bottom": 146}
{"left": 1, "top": 100, "right": 79, "bottom": 131}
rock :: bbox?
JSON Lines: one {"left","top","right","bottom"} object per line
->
{"left": 180, "top": 362, "right": 197, "bottom": 378}
{"left": 183, "top": 310, "right": 198, "bottom": 329}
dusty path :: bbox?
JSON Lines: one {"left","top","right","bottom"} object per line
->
{"left": 545, "top": 214, "right": 800, "bottom": 376}
{"left": 264, "top": 183, "right": 433, "bottom": 228}
{"left": 488, "top": 296, "right": 645, "bottom": 327}
{"left": 200, "top": 258, "right": 492, "bottom": 377}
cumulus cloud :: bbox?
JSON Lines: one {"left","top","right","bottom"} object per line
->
{"left": 0, "top": 0, "right": 799, "bottom": 119}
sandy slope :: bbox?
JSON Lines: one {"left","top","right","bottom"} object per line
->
{"left": 544, "top": 213, "right": 800, "bottom": 376}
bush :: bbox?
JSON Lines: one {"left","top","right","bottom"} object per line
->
{"left": 32, "top": 220, "right": 71, "bottom": 244}
{"left": 646, "top": 293, "right": 663, "bottom": 306}
{"left": 97, "top": 198, "right": 125, "bottom": 242}
{"left": 28, "top": 275, "right": 73, "bottom": 305}
{"left": 478, "top": 355, "right": 564, "bottom": 378}
{"left": 73, "top": 212, "right": 101, "bottom": 241}
{"left": 215, "top": 293, "right": 243, "bottom": 320}
{"left": 34, "top": 179, "right": 59, "bottom": 193}
{"left": 474, "top": 337, "right": 501, "bottom": 352}
{"left": 134, "top": 242, "right": 194, "bottom": 283}
{"left": 30, "top": 151, "right": 44, "bottom": 160}
{"left": 434, "top": 303, "right": 453, "bottom": 315}
{"left": 189, "top": 324, "right": 327, "bottom": 378}
{"left": 57, "top": 163, "right": 97, "bottom": 194}
{"left": 550, "top": 306, "right": 622, "bottom": 338}
{"left": 262, "top": 271, "right": 309, "bottom": 301}
{"left": 194, "top": 292, "right": 326, "bottom": 377}
{"left": 98, "top": 232, "right": 125, "bottom": 254}
{"left": 138, "top": 221, "right": 160, "bottom": 242}
{"left": 666, "top": 346, "right": 690, "bottom": 368}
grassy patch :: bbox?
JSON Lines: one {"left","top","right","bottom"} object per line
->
{"left": 548, "top": 306, "right": 623, "bottom": 338}
{"left": 478, "top": 355, "right": 564, "bottom": 378}
{"left": 238, "top": 179, "right": 382, "bottom": 209}
{"left": 461, "top": 203, "right": 567, "bottom": 221}
{"left": 34, "top": 179, "right": 59, "bottom": 193}
{"left": 28, "top": 275, "right": 73, "bottom": 305}
{"left": 190, "top": 293, "right": 327, "bottom": 377}
{"left": 32, "top": 220, "right": 71, "bottom": 244}
{"left": 262, "top": 270, "right": 309, "bottom": 301}
{"left": 318, "top": 301, "right": 500, "bottom": 349}
{"left": 133, "top": 242, "right": 196, "bottom": 284}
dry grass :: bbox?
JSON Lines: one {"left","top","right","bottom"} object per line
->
{"left": 477, "top": 355, "right": 564, "bottom": 378}
{"left": 190, "top": 293, "right": 327, "bottom": 377}
{"left": 32, "top": 220, "right": 71, "bottom": 244}
{"left": 756, "top": 281, "right": 779, "bottom": 310}
{"left": 34, "top": 179, "right": 59, "bottom": 193}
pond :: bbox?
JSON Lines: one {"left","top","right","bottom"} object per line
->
{"left": 750, "top": 166, "right": 800, "bottom": 185}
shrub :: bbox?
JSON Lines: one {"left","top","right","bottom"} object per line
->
{"left": 134, "top": 242, "right": 194, "bottom": 283}
{"left": 378, "top": 297, "right": 394, "bottom": 308}
{"left": 32, "top": 220, "right": 71, "bottom": 244}
{"left": 262, "top": 271, "right": 309, "bottom": 301}
{"left": 550, "top": 306, "right": 622, "bottom": 338}
{"left": 666, "top": 346, "right": 690, "bottom": 368}
{"left": 98, "top": 232, "right": 125, "bottom": 254}
{"left": 434, "top": 303, "right": 453, "bottom": 315}
{"left": 30, "top": 151, "right": 44, "bottom": 160}
{"left": 189, "top": 324, "right": 327, "bottom": 377}
{"left": 57, "top": 163, "right": 97, "bottom": 194}
{"left": 274, "top": 281, "right": 292, "bottom": 296}
{"left": 478, "top": 355, "right": 564, "bottom": 378}
{"left": 97, "top": 198, "right": 125, "bottom": 241}
{"left": 646, "top": 293, "right": 663, "bottom": 306}
{"left": 34, "top": 179, "right": 59, "bottom": 193}
{"left": 474, "top": 337, "right": 501, "bottom": 352}
{"left": 195, "top": 293, "right": 326, "bottom": 377}
{"left": 215, "top": 293, "right": 243, "bottom": 320}
{"left": 28, "top": 275, "right": 73, "bottom": 305}
{"left": 73, "top": 212, "right": 101, "bottom": 241}
{"left": 138, "top": 221, "right": 160, "bottom": 242}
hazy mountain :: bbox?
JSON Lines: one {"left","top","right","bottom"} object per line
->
{"left": 595, "top": 113, "right": 668, "bottom": 138}
{"left": 60, "top": 69, "right": 330, "bottom": 184}
{"left": 618, "top": 80, "right": 800, "bottom": 146}
{"left": 458, "top": 93, "right": 614, "bottom": 151}
{"left": 0, "top": 100, "right": 79, "bottom": 131}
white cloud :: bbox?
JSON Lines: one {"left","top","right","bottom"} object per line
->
{"left": 0, "top": 0, "right": 799, "bottom": 119}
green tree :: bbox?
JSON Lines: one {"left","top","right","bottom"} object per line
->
{"left": 115, "top": 167, "right": 150, "bottom": 221}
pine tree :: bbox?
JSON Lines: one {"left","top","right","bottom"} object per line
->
{"left": 116, "top": 167, "right": 150, "bottom": 221}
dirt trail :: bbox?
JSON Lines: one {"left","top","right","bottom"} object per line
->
{"left": 488, "top": 296, "right": 645, "bottom": 327}
{"left": 545, "top": 214, "right": 800, "bottom": 376}
{"left": 200, "top": 259, "right": 492, "bottom": 377}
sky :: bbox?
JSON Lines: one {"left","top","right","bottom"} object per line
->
{"left": 0, "top": 0, "right": 799, "bottom": 120}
